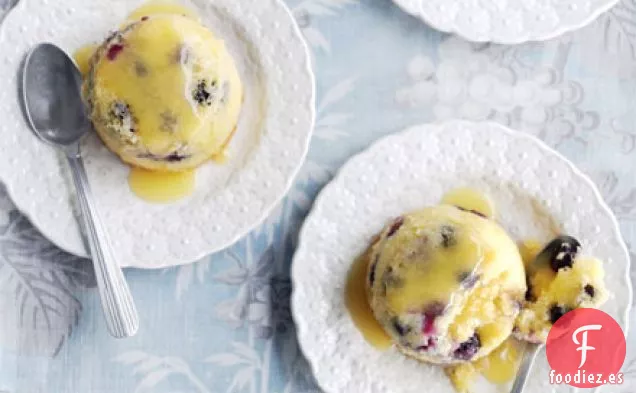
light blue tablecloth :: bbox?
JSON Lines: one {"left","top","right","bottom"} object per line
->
{"left": 1, "top": 0, "right": 635, "bottom": 392}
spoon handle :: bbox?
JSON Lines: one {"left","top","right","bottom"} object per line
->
{"left": 510, "top": 343, "right": 542, "bottom": 393}
{"left": 66, "top": 151, "right": 139, "bottom": 338}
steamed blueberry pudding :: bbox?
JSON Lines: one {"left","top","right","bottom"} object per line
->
{"left": 366, "top": 205, "right": 526, "bottom": 364}
{"left": 83, "top": 13, "right": 242, "bottom": 172}
{"left": 75, "top": 2, "right": 243, "bottom": 202}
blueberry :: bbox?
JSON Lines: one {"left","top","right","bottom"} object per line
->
{"left": 138, "top": 152, "right": 188, "bottom": 162}
{"left": 440, "top": 225, "right": 457, "bottom": 247}
{"left": 525, "top": 289, "right": 535, "bottom": 302}
{"left": 454, "top": 333, "right": 481, "bottom": 360}
{"left": 525, "top": 279, "right": 536, "bottom": 301}
{"left": 111, "top": 101, "right": 130, "bottom": 121}
{"left": 584, "top": 284, "right": 595, "bottom": 298}
{"left": 381, "top": 266, "right": 403, "bottom": 293}
{"left": 421, "top": 302, "right": 446, "bottom": 335}
{"left": 386, "top": 216, "right": 404, "bottom": 238}
{"left": 456, "top": 206, "right": 486, "bottom": 218}
{"left": 106, "top": 43, "right": 124, "bottom": 61}
{"left": 421, "top": 314, "right": 436, "bottom": 335}
{"left": 549, "top": 305, "right": 571, "bottom": 324}
{"left": 416, "top": 337, "right": 437, "bottom": 351}
{"left": 134, "top": 61, "right": 148, "bottom": 76}
{"left": 193, "top": 80, "right": 213, "bottom": 105}
{"left": 368, "top": 255, "right": 378, "bottom": 286}
{"left": 165, "top": 152, "right": 188, "bottom": 162}
{"left": 392, "top": 318, "right": 410, "bottom": 336}
{"left": 539, "top": 236, "right": 581, "bottom": 272}
{"left": 458, "top": 271, "right": 479, "bottom": 289}
{"left": 425, "top": 302, "right": 446, "bottom": 317}
{"left": 110, "top": 101, "right": 134, "bottom": 131}
{"left": 160, "top": 111, "right": 178, "bottom": 132}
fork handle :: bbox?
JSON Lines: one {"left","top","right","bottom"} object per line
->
{"left": 510, "top": 343, "right": 542, "bottom": 393}
{"left": 66, "top": 150, "right": 139, "bottom": 338}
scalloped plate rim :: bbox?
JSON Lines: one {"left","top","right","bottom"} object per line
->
{"left": 392, "top": 0, "right": 620, "bottom": 44}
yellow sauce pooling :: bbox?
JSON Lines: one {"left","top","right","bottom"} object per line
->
{"left": 345, "top": 248, "right": 393, "bottom": 350}
{"left": 126, "top": 0, "right": 200, "bottom": 23}
{"left": 128, "top": 167, "right": 195, "bottom": 203}
{"left": 441, "top": 188, "right": 495, "bottom": 219}
{"left": 446, "top": 338, "right": 523, "bottom": 392}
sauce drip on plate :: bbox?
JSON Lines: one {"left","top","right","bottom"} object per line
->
{"left": 345, "top": 247, "right": 393, "bottom": 350}
{"left": 128, "top": 168, "right": 195, "bottom": 203}
{"left": 441, "top": 187, "right": 495, "bottom": 219}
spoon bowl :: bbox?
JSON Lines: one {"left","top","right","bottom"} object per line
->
{"left": 22, "top": 42, "right": 89, "bottom": 147}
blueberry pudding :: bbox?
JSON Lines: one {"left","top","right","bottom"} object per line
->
{"left": 514, "top": 236, "right": 608, "bottom": 343}
{"left": 366, "top": 205, "right": 526, "bottom": 364}
{"left": 82, "top": 13, "right": 243, "bottom": 172}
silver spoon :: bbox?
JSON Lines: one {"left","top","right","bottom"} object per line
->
{"left": 21, "top": 43, "right": 139, "bottom": 338}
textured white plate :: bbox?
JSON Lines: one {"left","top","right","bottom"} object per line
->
{"left": 393, "top": 0, "right": 619, "bottom": 44}
{"left": 0, "top": 0, "right": 314, "bottom": 268}
{"left": 291, "top": 121, "right": 632, "bottom": 393}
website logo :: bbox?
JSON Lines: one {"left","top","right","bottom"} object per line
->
{"left": 572, "top": 324, "right": 602, "bottom": 368}
{"left": 546, "top": 308, "right": 626, "bottom": 388}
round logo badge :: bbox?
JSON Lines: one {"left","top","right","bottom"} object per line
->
{"left": 546, "top": 308, "right": 626, "bottom": 388}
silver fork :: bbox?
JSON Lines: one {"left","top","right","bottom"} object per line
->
{"left": 510, "top": 343, "right": 543, "bottom": 392}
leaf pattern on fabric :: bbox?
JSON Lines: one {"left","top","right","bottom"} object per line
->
{"left": 602, "top": 0, "right": 636, "bottom": 59}
{"left": 209, "top": 244, "right": 295, "bottom": 340}
{"left": 611, "top": 117, "right": 636, "bottom": 154}
{"left": 292, "top": 0, "right": 359, "bottom": 52}
{"left": 0, "top": 195, "right": 94, "bottom": 356}
{"left": 175, "top": 259, "right": 211, "bottom": 301}
{"left": 115, "top": 351, "right": 212, "bottom": 393}
{"left": 315, "top": 78, "right": 356, "bottom": 141}
{"left": 593, "top": 171, "right": 636, "bottom": 220}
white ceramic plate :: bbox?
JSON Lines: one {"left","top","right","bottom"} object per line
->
{"left": 393, "top": 0, "right": 618, "bottom": 44}
{"left": 291, "top": 121, "right": 632, "bottom": 393}
{"left": 0, "top": 0, "right": 314, "bottom": 268}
